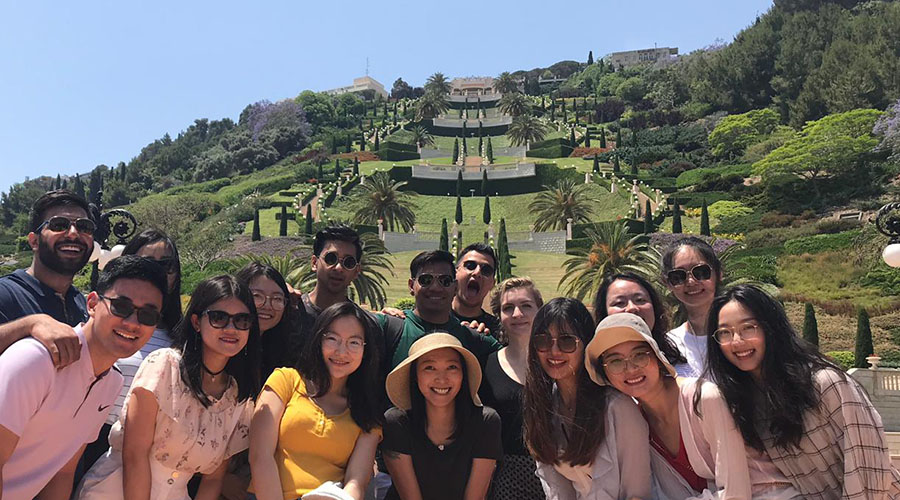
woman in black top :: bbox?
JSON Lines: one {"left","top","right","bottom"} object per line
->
{"left": 383, "top": 333, "right": 502, "bottom": 500}
{"left": 480, "top": 277, "right": 545, "bottom": 500}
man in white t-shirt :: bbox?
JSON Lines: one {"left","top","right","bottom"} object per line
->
{"left": 0, "top": 255, "right": 167, "bottom": 500}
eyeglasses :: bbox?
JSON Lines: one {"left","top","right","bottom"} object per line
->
{"left": 98, "top": 294, "right": 160, "bottom": 327}
{"left": 322, "top": 333, "right": 366, "bottom": 353}
{"left": 38, "top": 216, "right": 96, "bottom": 236}
{"left": 532, "top": 333, "right": 580, "bottom": 353}
{"left": 602, "top": 351, "right": 654, "bottom": 375}
{"left": 713, "top": 323, "right": 762, "bottom": 344}
{"left": 461, "top": 260, "right": 495, "bottom": 277}
{"left": 251, "top": 291, "right": 286, "bottom": 311}
{"left": 322, "top": 251, "right": 358, "bottom": 270}
{"left": 666, "top": 264, "right": 713, "bottom": 286}
{"left": 145, "top": 257, "right": 177, "bottom": 274}
{"left": 415, "top": 273, "right": 456, "bottom": 288}
{"left": 203, "top": 310, "right": 253, "bottom": 330}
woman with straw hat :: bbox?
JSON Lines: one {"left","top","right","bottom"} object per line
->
{"left": 382, "top": 332, "right": 502, "bottom": 500}
{"left": 587, "top": 312, "right": 800, "bottom": 499}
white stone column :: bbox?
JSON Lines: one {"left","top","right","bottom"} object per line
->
{"left": 610, "top": 182, "right": 616, "bottom": 194}
{"left": 337, "top": 184, "right": 342, "bottom": 196}
{"left": 585, "top": 172, "right": 591, "bottom": 184}
{"left": 566, "top": 218, "right": 574, "bottom": 241}
{"left": 488, "top": 222, "right": 495, "bottom": 240}
{"left": 452, "top": 221, "right": 459, "bottom": 239}
{"left": 377, "top": 219, "right": 384, "bottom": 240}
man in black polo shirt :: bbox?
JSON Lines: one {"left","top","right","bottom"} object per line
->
{"left": 299, "top": 225, "right": 362, "bottom": 323}
{"left": 0, "top": 190, "right": 93, "bottom": 366}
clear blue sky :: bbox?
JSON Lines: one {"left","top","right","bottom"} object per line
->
{"left": 0, "top": 0, "right": 773, "bottom": 196}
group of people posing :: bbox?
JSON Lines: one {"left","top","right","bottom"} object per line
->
{"left": 0, "top": 188, "right": 898, "bottom": 500}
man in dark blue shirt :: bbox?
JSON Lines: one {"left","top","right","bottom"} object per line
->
{"left": 0, "top": 190, "right": 94, "bottom": 367}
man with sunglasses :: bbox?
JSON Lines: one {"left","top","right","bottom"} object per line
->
{"left": 452, "top": 243, "right": 501, "bottom": 339}
{"left": 0, "top": 255, "right": 168, "bottom": 500}
{"left": 0, "top": 190, "right": 95, "bottom": 368}
{"left": 299, "top": 226, "right": 363, "bottom": 326}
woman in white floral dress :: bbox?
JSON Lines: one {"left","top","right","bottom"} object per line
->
{"left": 75, "top": 275, "right": 262, "bottom": 500}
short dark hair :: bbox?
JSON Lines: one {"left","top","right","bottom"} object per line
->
{"left": 409, "top": 250, "right": 455, "bottom": 278}
{"left": 30, "top": 189, "right": 91, "bottom": 233}
{"left": 122, "top": 229, "right": 182, "bottom": 330}
{"left": 456, "top": 243, "right": 497, "bottom": 270}
{"left": 313, "top": 225, "right": 362, "bottom": 260}
{"left": 96, "top": 255, "right": 168, "bottom": 307}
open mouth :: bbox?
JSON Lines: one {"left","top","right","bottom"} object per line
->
{"left": 219, "top": 336, "right": 240, "bottom": 345}
{"left": 463, "top": 280, "right": 481, "bottom": 300}
{"left": 113, "top": 329, "right": 139, "bottom": 341}
{"left": 546, "top": 358, "right": 567, "bottom": 367}
{"left": 56, "top": 243, "right": 86, "bottom": 255}
{"left": 329, "top": 357, "right": 350, "bottom": 366}
{"left": 430, "top": 387, "right": 452, "bottom": 395}
{"left": 624, "top": 375, "right": 647, "bottom": 385}
{"left": 733, "top": 349, "right": 755, "bottom": 359}
{"left": 258, "top": 312, "right": 274, "bottom": 321}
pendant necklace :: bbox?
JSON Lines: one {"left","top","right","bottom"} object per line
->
{"left": 203, "top": 363, "right": 226, "bottom": 381}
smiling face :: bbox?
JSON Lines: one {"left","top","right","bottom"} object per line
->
{"left": 415, "top": 347, "right": 464, "bottom": 408}
{"left": 500, "top": 287, "right": 539, "bottom": 340}
{"left": 410, "top": 261, "right": 457, "bottom": 319}
{"left": 600, "top": 340, "right": 661, "bottom": 400}
{"left": 716, "top": 300, "right": 766, "bottom": 380}
{"left": 455, "top": 250, "right": 496, "bottom": 309}
{"left": 604, "top": 279, "right": 656, "bottom": 332}
{"left": 30, "top": 205, "right": 93, "bottom": 276}
{"left": 321, "top": 315, "right": 365, "bottom": 382}
{"left": 249, "top": 276, "right": 286, "bottom": 333}
{"left": 191, "top": 296, "right": 251, "bottom": 365}
{"left": 312, "top": 240, "right": 360, "bottom": 296}
{"left": 87, "top": 277, "right": 164, "bottom": 366}
{"left": 666, "top": 246, "right": 718, "bottom": 313}
{"left": 536, "top": 324, "right": 583, "bottom": 385}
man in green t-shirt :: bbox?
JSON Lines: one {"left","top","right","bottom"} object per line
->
{"left": 380, "top": 250, "right": 500, "bottom": 371}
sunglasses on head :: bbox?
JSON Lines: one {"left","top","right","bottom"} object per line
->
{"left": 532, "top": 333, "right": 580, "bottom": 353}
{"left": 416, "top": 273, "right": 456, "bottom": 288}
{"left": 321, "top": 251, "right": 358, "bottom": 270}
{"left": 38, "top": 216, "right": 96, "bottom": 236}
{"left": 666, "top": 263, "right": 713, "bottom": 286}
{"left": 203, "top": 310, "right": 253, "bottom": 330}
{"left": 98, "top": 294, "right": 160, "bottom": 327}
{"left": 461, "top": 260, "right": 495, "bottom": 277}
{"left": 144, "top": 257, "right": 177, "bottom": 274}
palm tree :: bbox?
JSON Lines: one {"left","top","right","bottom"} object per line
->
{"left": 415, "top": 92, "right": 449, "bottom": 121}
{"left": 528, "top": 178, "right": 595, "bottom": 231}
{"left": 507, "top": 114, "right": 548, "bottom": 148}
{"left": 425, "top": 72, "right": 451, "bottom": 96}
{"left": 494, "top": 71, "right": 519, "bottom": 94}
{"left": 409, "top": 125, "right": 435, "bottom": 152}
{"left": 558, "top": 221, "right": 659, "bottom": 301}
{"left": 351, "top": 171, "right": 417, "bottom": 232}
{"left": 499, "top": 92, "right": 529, "bottom": 117}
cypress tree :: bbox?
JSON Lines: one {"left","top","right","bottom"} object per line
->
{"left": 562, "top": 100, "right": 567, "bottom": 122}
{"left": 600, "top": 127, "right": 607, "bottom": 148}
{"left": 251, "top": 208, "right": 261, "bottom": 241}
{"left": 541, "top": 95, "right": 545, "bottom": 111}
{"left": 630, "top": 158, "right": 638, "bottom": 176}
{"left": 455, "top": 195, "right": 463, "bottom": 224}
{"left": 481, "top": 170, "right": 488, "bottom": 196}
{"left": 588, "top": 50, "right": 594, "bottom": 65}
{"left": 573, "top": 99, "right": 578, "bottom": 125}
{"left": 331, "top": 136, "right": 337, "bottom": 154}
{"left": 305, "top": 204, "right": 313, "bottom": 234}
{"left": 584, "top": 131, "right": 591, "bottom": 147}
{"left": 440, "top": 219, "right": 449, "bottom": 252}
{"left": 700, "top": 199, "right": 710, "bottom": 236}
{"left": 486, "top": 137, "right": 493, "bottom": 164}
{"left": 456, "top": 169, "right": 463, "bottom": 197}
{"left": 73, "top": 175, "right": 85, "bottom": 199}
{"left": 279, "top": 206, "right": 288, "bottom": 237}
{"left": 318, "top": 163, "right": 324, "bottom": 180}
{"left": 593, "top": 155, "right": 599, "bottom": 173}
{"left": 462, "top": 136, "right": 468, "bottom": 157}
{"left": 672, "top": 199, "right": 683, "bottom": 233}
{"left": 374, "top": 132, "right": 380, "bottom": 150}
{"left": 452, "top": 138, "right": 460, "bottom": 164}
{"left": 569, "top": 128, "right": 576, "bottom": 148}
{"left": 346, "top": 134, "right": 352, "bottom": 152}
{"left": 478, "top": 135, "right": 483, "bottom": 156}
{"left": 613, "top": 154, "right": 621, "bottom": 174}
{"left": 616, "top": 128, "right": 622, "bottom": 147}
{"left": 354, "top": 157, "right": 360, "bottom": 176}
{"left": 55, "top": 174, "right": 61, "bottom": 190}
{"left": 483, "top": 195, "right": 491, "bottom": 225}
{"left": 550, "top": 102, "right": 556, "bottom": 120}
{"left": 334, "top": 159, "right": 341, "bottom": 179}
{"left": 498, "top": 218, "right": 513, "bottom": 280}
{"left": 802, "top": 303, "right": 819, "bottom": 347}
{"left": 360, "top": 133, "right": 366, "bottom": 151}
{"left": 643, "top": 200, "right": 654, "bottom": 234}
{"left": 854, "top": 308, "right": 874, "bottom": 368}
{"left": 61, "top": 178, "right": 67, "bottom": 189}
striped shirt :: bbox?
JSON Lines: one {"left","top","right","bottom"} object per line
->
{"left": 761, "top": 367, "right": 900, "bottom": 499}
{"left": 106, "top": 328, "right": 173, "bottom": 425}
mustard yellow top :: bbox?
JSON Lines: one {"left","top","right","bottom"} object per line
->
{"left": 264, "top": 368, "right": 381, "bottom": 500}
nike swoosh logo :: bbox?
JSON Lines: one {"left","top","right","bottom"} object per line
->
{"left": 98, "top": 405, "right": 110, "bottom": 412}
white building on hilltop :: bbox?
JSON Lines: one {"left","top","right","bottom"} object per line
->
{"left": 324, "top": 76, "right": 389, "bottom": 100}
{"left": 605, "top": 47, "right": 678, "bottom": 70}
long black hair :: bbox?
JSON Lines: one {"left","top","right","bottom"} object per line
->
{"left": 171, "top": 275, "right": 262, "bottom": 407}
{"left": 234, "top": 262, "right": 305, "bottom": 377}
{"left": 296, "top": 302, "right": 384, "bottom": 432}
{"left": 698, "top": 285, "right": 843, "bottom": 450}
{"left": 408, "top": 347, "right": 476, "bottom": 440}
{"left": 523, "top": 297, "right": 608, "bottom": 466}
{"left": 593, "top": 272, "right": 686, "bottom": 365}
{"left": 122, "top": 228, "right": 183, "bottom": 331}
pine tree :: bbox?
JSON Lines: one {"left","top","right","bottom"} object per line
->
{"left": 643, "top": 200, "right": 654, "bottom": 234}
{"left": 481, "top": 170, "right": 488, "bottom": 196}
{"left": 452, "top": 138, "right": 460, "bottom": 164}
{"left": 672, "top": 199, "right": 683, "bottom": 233}
{"left": 279, "top": 206, "right": 288, "bottom": 237}
{"left": 251, "top": 208, "right": 261, "bottom": 241}
{"left": 455, "top": 195, "right": 463, "bottom": 224}
{"left": 588, "top": 50, "right": 594, "bottom": 65}
{"left": 700, "top": 199, "right": 710, "bottom": 236}
{"left": 440, "top": 219, "right": 449, "bottom": 252}
{"left": 486, "top": 137, "right": 493, "bottom": 164}
{"left": 854, "top": 308, "right": 874, "bottom": 368}
{"left": 305, "top": 204, "right": 314, "bottom": 234}
{"left": 600, "top": 127, "right": 607, "bottom": 148}
{"left": 483, "top": 195, "right": 491, "bottom": 224}
{"left": 802, "top": 303, "right": 819, "bottom": 347}
{"left": 613, "top": 154, "right": 621, "bottom": 174}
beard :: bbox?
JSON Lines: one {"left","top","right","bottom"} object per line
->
{"left": 37, "top": 235, "right": 90, "bottom": 276}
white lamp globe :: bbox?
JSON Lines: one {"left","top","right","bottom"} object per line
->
{"left": 883, "top": 243, "right": 900, "bottom": 268}
{"left": 88, "top": 241, "right": 101, "bottom": 263}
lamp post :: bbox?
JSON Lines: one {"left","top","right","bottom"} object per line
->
{"left": 876, "top": 202, "right": 900, "bottom": 268}
{"left": 89, "top": 190, "right": 138, "bottom": 290}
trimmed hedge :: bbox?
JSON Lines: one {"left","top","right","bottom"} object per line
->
{"left": 668, "top": 191, "right": 732, "bottom": 208}
{"left": 675, "top": 164, "right": 752, "bottom": 188}
{"left": 783, "top": 230, "right": 860, "bottom": 255}
{"left": 825, "top": 351, "right": 854, "bottom": 371}
{"left": 527, "top": 137, "right": 574, "bottom": 159}
{"left": 390, "top": 163, "right": 581, "bottom": 196}
{"left": 379, "top": 140, "right": 420, "bottom": 161}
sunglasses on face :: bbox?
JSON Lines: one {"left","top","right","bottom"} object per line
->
{"left": 415, "top": 273, "right": 456, "bottom": 288}
{"left": 602, "top": 350, "right": 654, "bottom": 375}
{"left": 38, "top": 216, "right": 96, "bottom": 236}
{"left": 461, "top": 260, "right": 495, "bottom": 277}
{"left": 532, "top": 333, "right": 580, "bottom": 353}
{"left": 321, "top": 251, "right": 358, "bottom": 270}
{"left": 203, "top": 310, "right": 253, "bottom": 330}
{"left": 98, "top": 294, "right": 160, "bottom": 327}
{"left": 252, "top": 291, "right": 286, "bottom": 311}
{"left": 666, "top": 263, "right": 713, "bottom": 286}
